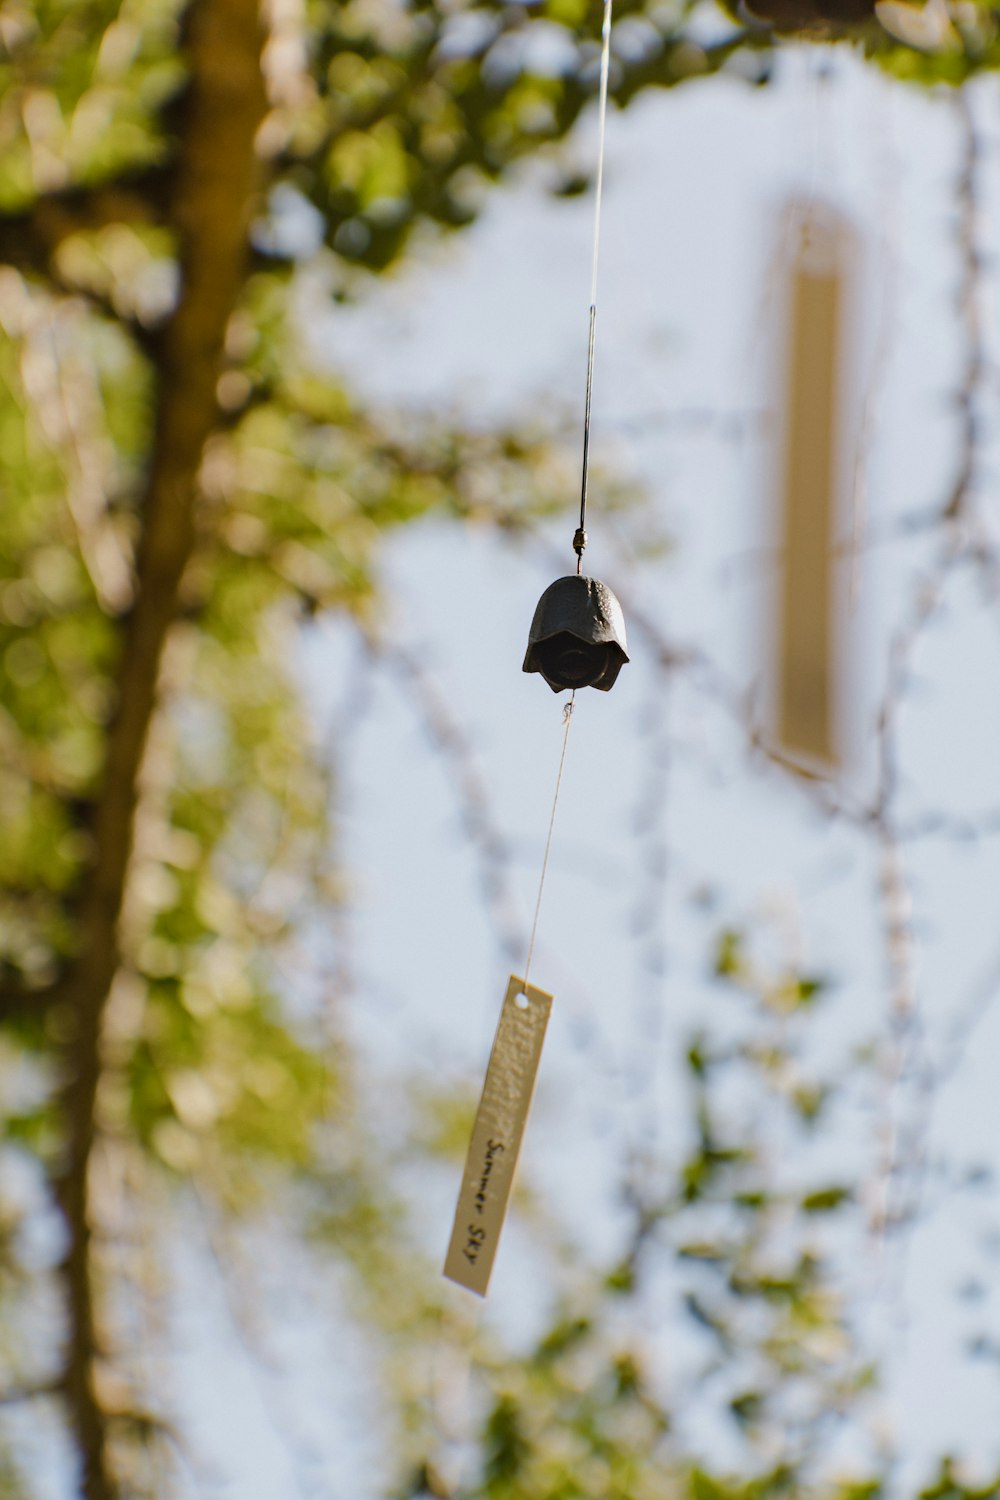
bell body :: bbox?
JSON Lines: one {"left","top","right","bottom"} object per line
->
{"left": 523, "top": 575, "right": 629, "bottom": 693}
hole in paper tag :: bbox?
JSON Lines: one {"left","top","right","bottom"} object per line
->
{"left": 443, "top": 974, "right": 553, "bottom": 1297}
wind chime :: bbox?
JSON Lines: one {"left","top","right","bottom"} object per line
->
{"left": 444, "top": 0, "right": 858, "bottom": 1296}
{"left": 444, "top": 0, "right": 628, "bottom": 1296}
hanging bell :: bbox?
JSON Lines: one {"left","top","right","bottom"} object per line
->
{"left": 522, "top": 575, "right": 629, "bottom": 693}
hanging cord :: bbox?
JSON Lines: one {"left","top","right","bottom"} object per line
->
{"left": 522, "top": 695, "right": 576, "bottom": 991}
{"left": 574, "top": 0, "right": 614, "bottom": 575}
{"left": 522, "top": 2, "right": 611, "bottom": 982}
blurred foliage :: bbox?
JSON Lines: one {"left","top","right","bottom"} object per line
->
{"left": 364, "top": 932, "right": 895, "bottom": 1497}
{"left": 0, "top": 0, "right": 994, "bottom": 1495}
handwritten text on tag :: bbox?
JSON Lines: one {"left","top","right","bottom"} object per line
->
{"left": 443, "top": 976, "right": 552, "bottom": 1296}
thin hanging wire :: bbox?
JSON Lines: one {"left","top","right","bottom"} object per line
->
{"left": 522, "top": 2, "right": 612, "bottom": 988}
{"left": 522, "top": 696, "right": 575, "bottom": 991}
{"left": 574, "top": 0, "right": 614, "bottom": 575}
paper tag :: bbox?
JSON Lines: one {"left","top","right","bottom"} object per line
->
{"left": 776, "top": 206, "right": 853, "bottom": 770}
{"left": 443, "top": 975, "right": 553, "bottom": 1296}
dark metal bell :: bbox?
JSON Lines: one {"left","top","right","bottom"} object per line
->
{"left": 522, "top": 575, "right": 629, "bottom": 693}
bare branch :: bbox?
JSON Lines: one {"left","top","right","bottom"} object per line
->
{"left": 943, "top": 87, "right": 985, "bottom": 525}
{"left": 0, "top": 1381, "right": 61, "bottom": 1406}
{"left": 864, "top": 86, "right": 989, "bottom": 1271}
{"left": 372, "top": 630, "right": 524, "bottom": 968}
{"left": 0, "top": 172, "right": 170, "bottom": 280}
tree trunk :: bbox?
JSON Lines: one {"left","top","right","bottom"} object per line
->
{"left": 56, "top": 3, "right": 269, "bottom": 1493}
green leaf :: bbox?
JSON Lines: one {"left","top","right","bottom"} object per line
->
{"left": 713, "top": 927, "right": 744, "bottom": 979}
{"left": 801, "top": 1186, "right": 852, "bottom": 1213}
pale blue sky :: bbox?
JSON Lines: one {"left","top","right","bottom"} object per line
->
{"left": 106, "top": 48, "right": 1000, "bottom": 1498}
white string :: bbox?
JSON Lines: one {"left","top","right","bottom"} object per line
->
{"left": 576, "top": 0, "right": 615, "bottom": 571}
{"left": 590, "top": 0, "right": 614, "bottom": 311}
{"left": 522, "top": 696, "right": 576, "bottom": 991}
